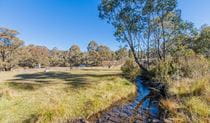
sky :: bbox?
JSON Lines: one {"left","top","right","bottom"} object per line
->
{"left": 0, "top": 0, "right": 210, "bottom": 51}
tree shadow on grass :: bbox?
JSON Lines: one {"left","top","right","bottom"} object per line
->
{"left": 6, "top": 71, "right": 121, "bottom": 90}
{"left": 7, "top": 82, "right": 45, "bottom": 90}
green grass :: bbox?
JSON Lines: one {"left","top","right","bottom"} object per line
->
{"left": 185, "top": 97, "right": 209, "bottom": 117}
{"left": 161, "top": 75, "right": 210, "bottom": 123}
{"left": 0, "top": 68, "right": 136, "bottom": 122}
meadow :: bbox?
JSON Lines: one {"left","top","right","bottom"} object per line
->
{"left": 0, "top": 67, "right": 136, "bottom": 122}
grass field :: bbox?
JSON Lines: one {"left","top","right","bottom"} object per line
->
{"left": 0, "top": 67, "right": 136, "bottom": 123}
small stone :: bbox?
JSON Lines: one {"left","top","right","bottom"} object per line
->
{"left": 119, "top": 112, "right": 129, "bottom": 117}
{"left": 134, "top": 120, "right": 143, "bottom": 123}
{"left": 153, "top": 119, "right": 161, "bottom": 123}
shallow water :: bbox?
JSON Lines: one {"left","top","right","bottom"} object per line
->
{"left": 94, "top": 77, "right": 160, "bottom": 122}
{"left": 133, "top": 77, "right": 159, "bottom": 118}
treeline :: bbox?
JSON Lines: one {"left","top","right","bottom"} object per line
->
{"left": 0, "top": 24, "right": 209, "bottom": 72}
{"left": 0, "top": 28, "right": 132, "bottom": 71}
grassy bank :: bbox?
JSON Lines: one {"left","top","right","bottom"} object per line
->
{"left": 0, "top": 68, "right": 136, "bottom": 122}
{"left": 160, "top": 75, "right": 210, "bottom": 122}
{"left": 144, "top": 55, "right": 210, "bottom": 122}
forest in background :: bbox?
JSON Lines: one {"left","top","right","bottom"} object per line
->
{"left": 0, "top": 23, "right": 209, "bottom": 72}
{"left": 0, "top": 30, "right": 134, "bottom": 71}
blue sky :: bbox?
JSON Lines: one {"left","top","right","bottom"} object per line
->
{"left": 0, "top": 0, "right": 209, "bottom": 51}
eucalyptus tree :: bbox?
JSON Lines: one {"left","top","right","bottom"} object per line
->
{"left": 87, "top": 41, "right": 100, "bottom": 66}
{"left": 166, "top": 21, "right": 198, "bottom": 58}
{"left": 0, "top": 28, "right": 24, "bottom": 71}
{"left": 154, "top": 0, "right": 178, "bottom": 59}
{"left": 99, "top": 0, "right": 147, "bottom": 71}
{"left": 97, "top": 45, "right": 112, "bottom": 65}
{"left": 195, "top": 25, "right": 210, "bottom": 57}
{"left": 99, "top": 0, "right": 179, "bottom": 71}
{"left": 68, "top": 45, "right": 82, "bottom": 67}
{"left": 115, "top": 47, "right": 128, "bottom": 60}
{"left": 19, "top": 45, "right": 50, "bottom": 68}
{"left": 49, "top": 47, "right": 67, "bottom": 67}
{"left": 87, "top": 40, "right": 98, "bottom": 52}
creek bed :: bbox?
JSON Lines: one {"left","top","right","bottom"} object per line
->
{"left": 87, "top": 77, "right": 161, "bottom": 123}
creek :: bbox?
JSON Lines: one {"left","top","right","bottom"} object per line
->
{"left": 91, "top": 77, "right": 161, "bottom": 123}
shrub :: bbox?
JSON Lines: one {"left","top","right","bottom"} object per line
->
{"left": 150, "top": 54, "right": 209, "bottom": 82}
{"left": 150, "top": 57, "right": 180, "bottom": 82}
{"left": 0, "top": 61, "right": 17, "bottom": 71}
{"left": 121, "top": 59, "right": 140, "bottom": 81}
{"left": 178, "top": 55, "right": 209, "bottom": 78}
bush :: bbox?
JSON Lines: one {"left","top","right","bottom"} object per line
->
{"left": 150, "top": 57, "right": 180, "bottom": 82}
{"left": 121, "top": 59, "right": 140, "bottom": 81}
{"left": 0, "top": 61, "right": 17, "bottom": 71}
{"left": 178, "top": 55, "right": 209, "bottom": 78}
{"left": 150, "top": 54, "right": 209, "bottom": 82}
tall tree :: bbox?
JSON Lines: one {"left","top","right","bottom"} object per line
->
{"left": 68, "top": 45, "right": 82, "bottom": 67}
{"left": 49, "top": 47, "right": 67, "bottom": 67}
{"left": 0, "top": 28, "right": 23, "bottom": 71}
{"left": 87, "top": 41, "right": 99, "bottom": 66}
{"left": 194, "top": 25, "right": 210, "bottom": 57}
{"left": 97, "top": 45, "right": 112, "bottom": 65}
{"left": 99, "top": 0, "right": 179, "bottom": 72}
{"left": 19, "top": 45, "right": 50, "bottom": 68}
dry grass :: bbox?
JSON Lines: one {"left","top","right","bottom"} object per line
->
{"left": 0, "top": 67, "right": 136, "bottom": 122}
{"left": 162, "top": 75, "right": 210, "bottom": 123}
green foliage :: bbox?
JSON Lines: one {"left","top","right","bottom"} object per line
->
{"left": 121, "top": 59, "right": 140, "bottom": 81}
{"left": 87, "top": 51, "right": 100, "bottom": 66}
{"left": 98, "top": 1, "right": 210, "bottom": 122}
{"left": 150, "top": 53, "right": 209, "bottom": 82}
{"left": 99, "top": 0, "right": 179, "bottom": 71}
{"left": 97, "top": 45, "right": 112, "bottom": 64}
{"left": 86, "top": 41, "right": 114, "bottom": 66}
{"left": 0, "top": 28, "right": 24, "bottom": 71}
{"left": 115, "top": 47, "right": 128, "bottom": 60}
{"left": 48, "top": 47, "right": 67, "bottom": 67}
{"left": 0, "top": 28, "right": 130, "bottom": 71}
{"left": 18, "top": 45, "right": 50, "bottom": 68}
{"left": 193, "top": 25, "right": 210, "bottom": 57}
{"left": 68, "top": 45, "right": 83, "bottom": 67}
{"left": 150, "top": 57, "right": 178, "bottom": 82}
